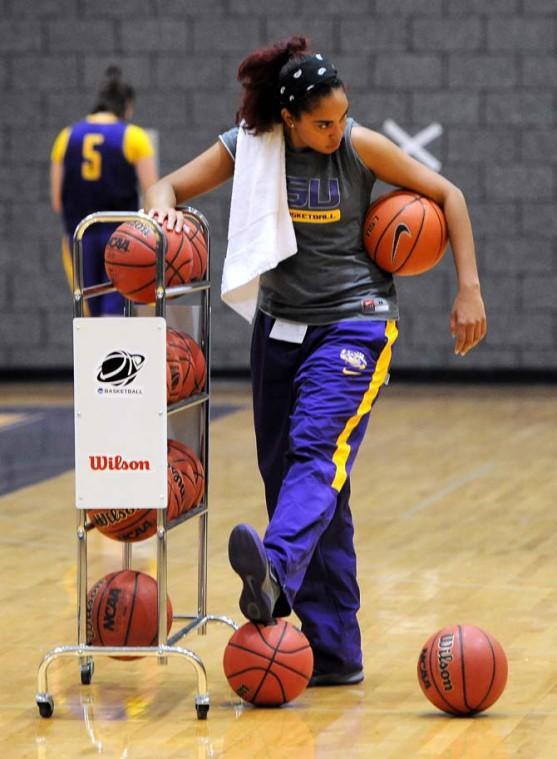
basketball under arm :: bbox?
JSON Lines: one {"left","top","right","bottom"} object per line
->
{"left": 353, "top": 126, "right": 480, "bottom": 290}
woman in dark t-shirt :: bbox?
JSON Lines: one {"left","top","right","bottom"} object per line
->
{"left": 145, "top": 36, "right": 486, "bottom": 687}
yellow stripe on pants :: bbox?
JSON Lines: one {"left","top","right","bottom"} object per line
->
{"left": 331, "top": 320, "right": 398, "bottom": 492}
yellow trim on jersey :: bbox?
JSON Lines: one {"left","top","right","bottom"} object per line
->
{"left": 50, "top": 116, "right": 153, "bottom": 165}
{"left": 290, "top": 209, "right": 341, "bottom": 223}
{"left": 50, "top": 127, "right": 71, "bottom": 163}
{"left": 51, "top": 116, "right": 117, "bottom": 163}
{"left": 61, "top": 236, "right": 90, "bottom": 316}
{"left": 331, "top": 320, "right": 398, "bottom": 492}
{"left": 123, "top": 124, "right": 154, "bottom": 163}
{"left": 86, "top": 113, "right": 118, "bottom": 124}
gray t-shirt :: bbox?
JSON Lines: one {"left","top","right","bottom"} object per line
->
{"left": 219, "top": 118, "right": 398, "bottom": 324}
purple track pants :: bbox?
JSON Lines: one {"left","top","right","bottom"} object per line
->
{"left": 251, "top": 311, "right": 398, "bottom": 674}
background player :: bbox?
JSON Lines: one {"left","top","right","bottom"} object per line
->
{"left": 50, "top": 65, "right": 158, "bottom": 316}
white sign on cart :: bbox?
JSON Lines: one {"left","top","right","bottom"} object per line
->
{"left": 73, "top": 316, "right": 167, "bottom": 510}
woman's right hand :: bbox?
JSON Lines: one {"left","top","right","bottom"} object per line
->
{"left": 147, "top": 207, "right": 186, "bottom": 233}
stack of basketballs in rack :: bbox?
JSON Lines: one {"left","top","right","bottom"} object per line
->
{"left": 104, "top": 210, "right": 208, "bottom": 303}
{"left": 166, "top": 326, "right": 206, "bottom": 405}
{"left": 92, "top": 207, "right": 210, "bottom": 543}
{"left": 86, "top": 431, "right": 205, "bottom": 653}
{"left": 85, "top": 214, "right": 209, "bottom": 655}
{"left": 88, "top": 433, "right": 205, "bottom": 543}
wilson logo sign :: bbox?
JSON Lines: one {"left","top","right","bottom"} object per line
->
{"left": 89, "top": 455, "right": 151, "bottom": 471}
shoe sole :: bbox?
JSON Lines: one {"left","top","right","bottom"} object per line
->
{"left": 228, "top": 524, "right": 273, "bottom": 624}
{"left": 308, "top": 670, "right": 364, "bottom": 687}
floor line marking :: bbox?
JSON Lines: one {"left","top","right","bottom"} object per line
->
{"left": 401, "top": 463, "right": 494, "bottom": 519}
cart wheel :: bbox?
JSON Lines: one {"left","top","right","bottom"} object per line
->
{"left": 196, "top": 703, "right": 209, "bottom": 720}
{"left": 80, "top": 660, "right": 94, "bottom": 685}
{"left": 37, "top": 696, "right": 54, "bottom": 718}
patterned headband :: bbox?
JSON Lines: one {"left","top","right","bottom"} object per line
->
{"left": 278, "top": 53, "right": 339, "bottom": 107}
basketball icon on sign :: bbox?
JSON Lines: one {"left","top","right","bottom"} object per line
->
{"left": 96, "top": 350, "right": 145, "bottom": 387}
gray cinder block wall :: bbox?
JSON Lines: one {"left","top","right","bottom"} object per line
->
{"left": 0, "top": 0, "right": 555, "bottom": 373}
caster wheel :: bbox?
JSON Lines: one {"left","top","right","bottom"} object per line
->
{"left": 196, "top": 703, "right": 209, "bottom": 720}
{"left": 80, "top": 661, "right": 94, "bottom": 685}
{"left": 37, "top": 697, "right": 54, "bottom": 718}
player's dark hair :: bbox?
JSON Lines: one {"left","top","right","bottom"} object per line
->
{"left": 92, "top": 66, "right": 135, "bottom": 119}
{"left": 236, "top": 36, "right": 344, "bottom": 133}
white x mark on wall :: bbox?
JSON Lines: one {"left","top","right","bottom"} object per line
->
{"left": 382, "top": 119, "right": 443, "bottom": 172}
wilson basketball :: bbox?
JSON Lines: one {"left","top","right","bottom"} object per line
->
{"left": 223, "top": 620, "right": 313, "bottom": 706}
{"left": 88, "top": 506, "right": 157, "bottom": 542}
{"left": 183, "top": 212, "right": 208, "bottom": 280}
{"left": 363, "top": 190, "right": 448, "bottom": 276}
{"left": 167, "top": 460, "right": 195, "bottom": 515}
{"left": 87, "top": 570, "right": 173, "bottom": 659}
{"left": 417, "top": 624, "right": 508, "bottom": 715}
{"left": 88, "top": 465, "right": 187, "bottom": 541}
{"left": 167, "top": 440, "right": 201, "bottom": 511}
{"left": 181, "top": 334, "right": 207, "bottom": 393}
{"left": 168, "top": 438, "right": 204, "bottom": 507}
{"left": 104, "top": 219, "right": 194, "bottom": 303}
{"left": 167, "top": 328, "right": 196, "bottom": 399}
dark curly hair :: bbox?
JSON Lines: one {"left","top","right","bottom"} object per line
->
{"left": 236, "top": 36, "right": 344, "bottom": 133}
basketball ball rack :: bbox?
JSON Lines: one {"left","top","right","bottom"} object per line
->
{"left": 36, "top": 208, "right": 237, "bottom": 720}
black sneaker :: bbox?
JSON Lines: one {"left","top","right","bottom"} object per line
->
{"left": 307, "top": 669, "right": 364, "bottom": 687}
{"left": 228, "top": 523, "right": 280, "bottom": 624}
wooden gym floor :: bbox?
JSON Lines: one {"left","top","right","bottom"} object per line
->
{"left": 0, "top": 379, "right": 556, "bottom": 758}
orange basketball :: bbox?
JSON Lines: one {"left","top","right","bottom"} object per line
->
{"left": 88, "top": 506, "right": 157, "bottom": 542}
{"left": 363, "top": 190, "right": 448, "bottom": 275}
{"left": 167, "top": 440, "right": 202, "bottom": 510}
{"left": 166, "top": 343, "right": 185, "bottom": 404}
{"left": 167, "top": 438, "right": 204, "bottom": 507}
{"left": 88, "top": 465, "right": 186, "bottom": 541}
{"left": 183, "top": 212, "right": 208, "bottom": 280}
{"left": 167, "top": 328, "right": 196, "bottom": 399}
{"left": 223, "top": 620, "right": 313, "bottom": 706}
{"left": 87, "top": 570, "right": 173, "bottom": 659}
{"left": 417, "top": 624, "right": 508, "bottom": 715}
{"left": 104, "top": 219, "right": 194, "bottom": 303}
{"left": 181, "top": 334, "right": 207, "bottom": 393}
{"left": 167, "top": 459, "right": 196, "bottom": 515}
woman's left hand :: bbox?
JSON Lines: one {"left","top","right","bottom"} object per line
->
{"left": 450, "top": 286, "right": 487, "bottom": 356}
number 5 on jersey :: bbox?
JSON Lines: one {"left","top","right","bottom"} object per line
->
{"left": 82, "top": 133, "right": 104, "bottom": 181}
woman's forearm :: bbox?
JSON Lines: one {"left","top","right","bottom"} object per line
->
{"left": 144, "top": 178, "right": 178, "bottom": 211}
{"left": 442, "top": 186, "right": 481, "bottom": 292}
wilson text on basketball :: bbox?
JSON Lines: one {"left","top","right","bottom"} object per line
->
{"left": 437, "top": 633, "right": 455, "bottom": 691}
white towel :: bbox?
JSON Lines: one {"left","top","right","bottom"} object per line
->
{"left": 221, "top": 123, "right": 297, "bottom": 323}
